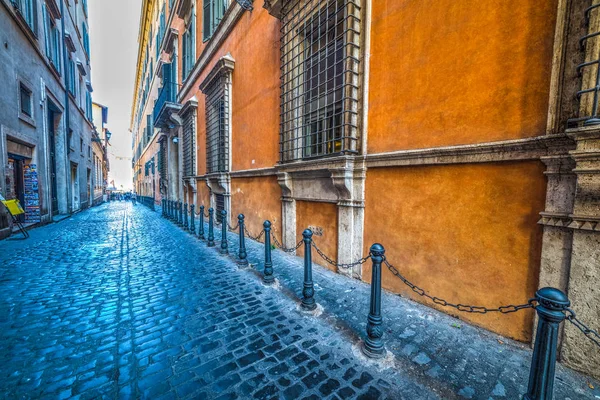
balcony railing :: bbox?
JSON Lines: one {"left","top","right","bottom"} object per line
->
{"left": 153, "top": 81, "right": 182, "bottom": 128}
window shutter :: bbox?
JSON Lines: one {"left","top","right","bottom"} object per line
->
{"left": 42, "top": 4, "right": 50, "bottom": 56}
{"left": 203, "top": 0, "right": 211, "bottom": 41}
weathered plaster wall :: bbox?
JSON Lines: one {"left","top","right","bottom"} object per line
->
{"left": 368, "top": 0, "right": 558, "bottom": 152}
{"left": 230, "top": 176, "right": 281, "bottom": 237}
{"left": 363, "top": 162, "right": 547, "bottom": 341}
{"left": 296, "top": 201, "right": 338, "bottom": 272}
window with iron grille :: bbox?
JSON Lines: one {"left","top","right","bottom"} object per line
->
{"left": 215, "top": 194, "right": 225, "bottom": 222}
{"left": 204, "top": 72, "right": 230, "bottom": 174}
{"left": 182, "top": 108, "right": 196, "bottom": 177}
{"left": 280, "top": 0, "right": 361, "bottom": 162}
{"left": 159, "top": 139, "right": 167, "bottom": 181}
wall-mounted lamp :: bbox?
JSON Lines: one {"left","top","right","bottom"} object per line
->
{"left": 173, "top": 137, "right": 179, "bottom": 144}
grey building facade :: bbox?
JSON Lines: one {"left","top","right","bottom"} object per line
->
{"left": 0, "top": 0, "right": 98, "bottom": 239}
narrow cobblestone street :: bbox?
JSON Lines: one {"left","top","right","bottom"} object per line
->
{"left": 0, "top": 203, "right": 598, "bottom": 399}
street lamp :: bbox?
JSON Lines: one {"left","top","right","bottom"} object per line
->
{"left": 105, "top": 130, "right": 112, "bottom": 143}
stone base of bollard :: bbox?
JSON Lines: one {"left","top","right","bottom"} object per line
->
{"left": 262, "top": 278, "right": 279, "bottom": 289}
{"left": 238, "top": 262, "right": 253, "bottom": 270}
{"left": 353, "top": 345, "right": 395, "bottom": 371}
{"left": 296, "top": 302, "right": 323, "bottom": 317}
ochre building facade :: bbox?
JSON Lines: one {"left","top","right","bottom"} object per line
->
{"left": 131, "top": 0, "right": 600, "bottom": 379}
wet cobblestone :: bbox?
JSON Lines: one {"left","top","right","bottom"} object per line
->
{"left": 0, "top": 203, "right": 443, "bottom": 399}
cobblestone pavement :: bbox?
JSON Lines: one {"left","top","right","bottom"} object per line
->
{"left": 0, "top": 203, "right": 597, "bottom": 400}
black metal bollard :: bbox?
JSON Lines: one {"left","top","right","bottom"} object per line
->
{"left": 524, "top": 288, "right": 570, "bottom": 400}
{"left": 301, "top": 229, "right": 316, "bottom": 311}
{"left": 207, "top": 208, "right": 215, "bottom": 247}
{"left": 190, "top": 205, "right": 196, "bottom": 233}
{"left": 178, "top": 202, "right": 183, "bottom": 225}
{"left": 263, "top": 220, "right": 274, "bottom": 284}
{"left": 362, "top": 243, "right": 385, "bottom": 359}
{"left": 199, "top": 205, "right": 205, "bottom": 239}
{"left": 220, "top": 210, "right": 228, "bottom": 254}
{"left": 237, "top": 214, "right": 248, "bottom": 266}
{"left": 184, "top": 203, "right": 188, "bottom": 230}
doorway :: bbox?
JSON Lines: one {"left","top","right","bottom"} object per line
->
{"left": 87, "top": 168, "right": 91, "bottom": 207}
{"left": 48, "top": 108, "right": 58, "bottom": 215}
{"left": 71, "top": 163, "right": 79, "bottom": 211}
{"left": 6, "top": 156, "right": 25, "bottom": 222}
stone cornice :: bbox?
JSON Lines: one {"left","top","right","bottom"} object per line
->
{"left": 194, "top": 167, "right": 277, "bottom": 180}
{"left": 365, "top": 135, "right": 575, "bottom": 168}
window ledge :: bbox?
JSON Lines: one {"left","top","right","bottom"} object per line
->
{"left": 18, "top": 114, "right": 36, "bottom": 128}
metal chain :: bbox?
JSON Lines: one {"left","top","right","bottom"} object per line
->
{"left": 228, "top": 223, "right": 239, "bottom": 232}
{"left": 311, "top": 241, "right": 371, "bottom": 269}
{"left": 244, "top": 226, "right": 265, "bottom": 241}
{"left": 271, "top": 232, "right": 303, "bottom": 253}
{"left": 383, "top": 258, "right": 535, "bottom": 314}
{"left": 565, "top": 309, "right": 600, "bottom": 348}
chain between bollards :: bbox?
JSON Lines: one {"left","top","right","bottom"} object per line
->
{"left": 220, "top": 210, "right": 228, "bottom": 254}
{"left": 263, "top": 220, "right": 274, "bottom": 284}
{"left": 237, "top": 214, "right": 248, "bottom": 266}
{"left": 207, "top": 208, "right": 215, "bottom": 247}
{"left": 301, "top": 229, "right": 316, "bottom": 311}
{"left": 362, "top": 243, "right": 385, "bottom": 359}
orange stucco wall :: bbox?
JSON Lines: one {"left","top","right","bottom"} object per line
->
{"left": 368, "top": 0, "right": 558, "bottom": 152}
{"left": 363, "top": 162, "right": 546, "bottom": 341}
{"left": 195, "top": 181, "right": 211, "bottom": 209}
{"left": 296, "top": 201, "right": 338, "bottom": 272}
{"left": 182, "top": 0, "right": 280, "bottom": 175}
{"left": 231, "top": 176, "right": 282, "bottom": 237}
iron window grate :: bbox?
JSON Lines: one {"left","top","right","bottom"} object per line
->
{"left": 182, "top": 108, "right": 196, "bottom": 177}
{"left": 569, "top": 4, "right": 600, "bottom": 127}
{"left": 279, "top": 0, "right": 362, "bottom": 163}
{"left": 204, "top": 72, "right": 230, "bottom": 174}
{"left": 215, "top": 194, "right": 225, "bottom": 222}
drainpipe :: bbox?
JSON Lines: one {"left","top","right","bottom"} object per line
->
{"left": 60, "top": 0, "right": 71, "bottom": 214}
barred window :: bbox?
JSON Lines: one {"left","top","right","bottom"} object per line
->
{"left": 203, "top": 72, "right": 230, "bottom": 174}
{"left": 182, "top": 108, "right": 196, "bottom": 177}
{"left": 280, "top": 0, "right": 361, "bottom": 162}
{"left": 159, "top": 138, "right": 167, "bottom": 181}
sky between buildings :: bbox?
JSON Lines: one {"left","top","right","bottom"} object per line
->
{"left": 89, "top": 0, "right": 142, "bottom": 191}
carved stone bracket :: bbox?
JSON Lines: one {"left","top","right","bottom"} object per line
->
{"left": 205, "top": 173, "right": 231, "bottom": 195}
{"left": 277, "top": 172, "right": 293, "bottom": 200}
{"left": 263, "top": 0, "right": 282, "bottom": 19}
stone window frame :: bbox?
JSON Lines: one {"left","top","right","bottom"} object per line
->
{"left": 18, "top": 79, "right": 36, "bottom": 127}
{"left": 199, "top": 54, "right": 235, "bottom": 175}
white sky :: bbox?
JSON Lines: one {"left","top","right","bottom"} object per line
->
{"left": 89, "top": 0, "right": 142, "bottom": 191}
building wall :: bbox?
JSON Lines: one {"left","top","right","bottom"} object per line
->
{"left": 295, "top": 201, "right": 339, "bottom": 272}
{"left": 230, "top": 176, "right": 282, "bottom": 238}
{"left": 0, "top": 0, "right": 96, "bottom": 239}
{"left": 363, "top": 162, "right": 546, "bottom": 341}
{"left": 368, "top": 0, "right": 558, "bottom": 153}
